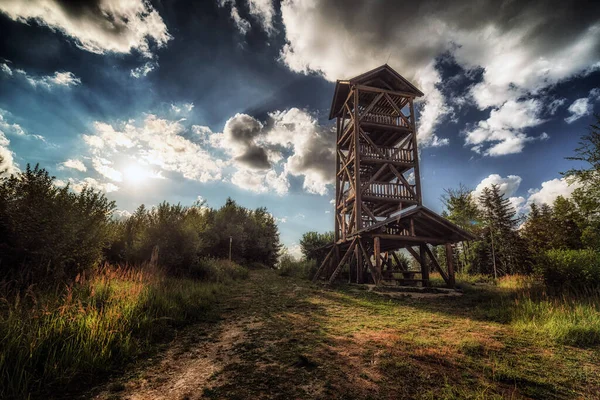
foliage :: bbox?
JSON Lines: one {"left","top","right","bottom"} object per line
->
{"left": 107, "top": 197, "right": 281, "bottom": 272}
{"left": 0, "top": 165, "right": 115, "bottom": 283}
{"left": 537, "top": 248, "right": 600, "bottom": 292}
{"left": 277, "top": 253, "right": 317, "bottom": 279}
{"left": 0, "top": 262, "right": 246, "bottom": 399}
{"left": 299, "top": 231, "right": 334, "bottom": 264}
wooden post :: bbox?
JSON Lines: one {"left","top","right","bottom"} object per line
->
{"left": 353, "top": 87, "right": 362, "bottom": 231}
{"left": 334, "top": 116, "right": 341, "bottom": 242}
{"left": 445, "top": 243, "right": 456, "bottom": 288}
{"left": 354, "top": 243, "right": 362, "bottom": 283}
{"left": 409, "top": 99, "right": 422, "bottom": 205}
{"left": 419, "top": 244, "right": 429, "bottom": 287}
{"left": 374, "top": 236, "right": 381, "bottom": 274}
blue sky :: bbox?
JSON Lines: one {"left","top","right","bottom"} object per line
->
{"left": 0, "top": 0, "right": 599, "bottom": 256}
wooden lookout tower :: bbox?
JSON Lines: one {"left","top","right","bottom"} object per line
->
{"left": 313, "top": 65, "right": 475, "bottom": 288}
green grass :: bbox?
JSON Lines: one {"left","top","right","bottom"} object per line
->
{"left": 195, "top": 270, "right": 600, "bottom": 399}
{"left": 0, "top": 260, "right": 246, "bottom": 399}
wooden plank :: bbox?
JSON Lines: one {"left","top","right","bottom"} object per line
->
{"left": 424, "top": 245, "right": 449, "bottom": 284}
{"left": 312, "top": 245, "right": 335, "bottom": 282}
{"left": 359, "top": 239, "right": 380, "bottom": 284}
{"left": 328, "top": 238, "right": 357, "bottom": 284}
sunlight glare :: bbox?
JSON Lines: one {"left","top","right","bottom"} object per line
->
{"left": 123, "top": 163, "right": 149, "bottom": 185}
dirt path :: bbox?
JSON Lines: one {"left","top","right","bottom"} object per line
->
{"left": 93, "top": 270, "right": 600, "bottom": 400}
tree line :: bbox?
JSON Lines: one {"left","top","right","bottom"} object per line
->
{"left": 0, "top": 164, "right": 281, "bottom": 285}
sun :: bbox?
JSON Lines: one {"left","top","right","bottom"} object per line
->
{"left": 123, "top": 163, "right": 148, "bottom": 185}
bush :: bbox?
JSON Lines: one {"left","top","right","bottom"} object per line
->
{"left": 538, "top": 249, "right": 600, "bottom": 292}
{"left": 278, "top": 254, "right": 317, "bottom": 279}
{"left": 0, "top": 165, "right": 115, "bottom": 284}
{"left": 188, "top": 258, "right": 248, "bottom": 282}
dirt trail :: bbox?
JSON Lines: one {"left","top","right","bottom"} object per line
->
{"left": 93, "top": 292, "right": 261, "bottom": 400}
{"left": 92, "top": 270, "right": 600, "bottom": 400}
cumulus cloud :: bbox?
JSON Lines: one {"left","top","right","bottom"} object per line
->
{"left": 1, "top": 62, "right": 80, "bottom": 89}
{"left": 171, "top": 103, "right": 195, "bottom": 115}
{"left": 464, "top": 99, "right": 547, "bottom": 156}
{"left": 82, "top": 115, "right": 225, "bottom": 183}
{"left": 0, "top": 0, "right": 171, "bottom": 57}
{"left": 265, "top": 108, "right": 336, "bottom": 195}
{"left": 230, "top": 169, "right": 289, "bottom": 195}
{"left": 59, "top": 159, "right": 86, "bottom": 172}
{"left": 565, "top": 88, "right": 600, "bottom": 123}
{"left": 66, "top": 177, "right": 119, "bottom": 193}
{"left": 0, "top": 131, "right": 18, "bottom": 175}
{"left": 213, "top": 113, "right": 271, "bottom": 170}
{"left": 277, "top": 0, "right": 600, "bottom": 152}
{"left": 526, "top": 177, "right": 582, "bottom": 208}
{"left": 207, "top": 108, "right": 335, "bottom": 195}
{"left": 473, "top": 173, "right": 525, "bottom": 212}
{"left": 112, "top": 209, "right": 132, "bottom": 220}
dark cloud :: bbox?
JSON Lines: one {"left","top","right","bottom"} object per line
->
{"left": 234, "top": 145, "right": 271, "bottom": 170}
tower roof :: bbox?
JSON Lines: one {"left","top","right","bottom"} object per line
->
{"left": 329, "top": 64, "right": 424, "bottom": 120}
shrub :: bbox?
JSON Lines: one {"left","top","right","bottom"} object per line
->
{"left": 188, "top": 258, "right": 248, "bottom": 282}
{"left": 0, "top": 165, "right": 115, "bottom": 284}
{"left": 538, "top": 249, "right": 600, "bottom": 292}
{"left": 278, "top": 254, "right": 317, "bottom": 279}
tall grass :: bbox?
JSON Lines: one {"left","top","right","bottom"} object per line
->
{"left": 0, "top": 260, "right": 246, "bottom": 399}
{"left": 509, "top": 287, "right": 600, "bottom": 347}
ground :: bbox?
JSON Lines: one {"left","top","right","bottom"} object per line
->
{"left": 92, "top": 270, "right": 600, "bottom": 400}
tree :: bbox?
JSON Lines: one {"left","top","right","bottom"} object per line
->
{"left": 563, "top": 115, "right": 600, "bottom": 250}
{"left": 478, "top": 184, "right": 528, "bottom": 276}
{"left": 441, "top": 184, "right": 480, "bottom": 272}
{"left": 299, "top": 231, "right": 334, "bottom": 264}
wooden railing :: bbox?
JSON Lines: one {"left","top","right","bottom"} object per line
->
{"left": 360, "top": 143, "right": 413, "bottom": 163}
{"left": 362, "top": 112, "right": 410, "bottom": 128}
{"left": 364, "top": 182, "right": 416, "bottom": 200}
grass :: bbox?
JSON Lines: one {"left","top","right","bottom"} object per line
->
{"left": 0, "top": 260, "right": 246, "bottom": 399}
{"left": 195, "top": 270, "right": 600, "bottom": 399}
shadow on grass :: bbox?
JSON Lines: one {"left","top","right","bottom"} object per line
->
{"left": 204, "top": 271, "right": 586, "bottom": 399}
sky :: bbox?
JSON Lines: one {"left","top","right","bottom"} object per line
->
{"left": 0, "top": 0, "right": 599, "bottom": 256}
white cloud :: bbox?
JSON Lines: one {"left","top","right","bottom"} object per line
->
{"left": 59, "top": 159, "right": 86, "bottom": 172}
{"left": 565, "top": 98, "right": 592, "bottom": 124}
{"left": 131, "top": 62, "right": 156, "bottom": 78}
{"left": 113, "top": 209, "right": 132, "bottom": 221}
{"left": 82, "top": 114, "right": 225, "bottom": 183}
{"left": 277, "top": 0, "right": 600, "bottom": 153}
{"left": 472, "top": 173, "right": 525, "bottom": 212}
{"left": 218, "top": 0, "right": 252, "bottom": 35}
{"left": 92, "top": 157, "right": 123, "bottom": 182}
{"left": 526, "top": 177, "right": 582, "bottom": 208}
{"left": 464, "top": 99, "right": 546, "bottom": 156}
{"left": 65, "top": 177, "right": 119, "bottom": 193}
{"left": 265, "top": 108, "right": 335, "bottom": 195}
{"left": 0, "top": 0, "right": 171, "bottom": 57}
{"left": 565, "top": 89, "right": 600, "bottom": 123}
{"left": 171, "top": 103, "right": 194, "bottom": 114}
{"left": 230, "top": 169, "right": 289, "bottom": 195}
{"left": 473, "top": 174, "right": 522, "bottom": 199}
{"left": 1, "top": 62, "right": 80, "bottom": 89}
{"left": 0, "top": 111, "right": 26, "bottom": 137}
{"left": 247, "top": 0, "right": 276, "bottom": 35}
{"left": 0, "top": 131, "right": 18, "bottom": 176}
